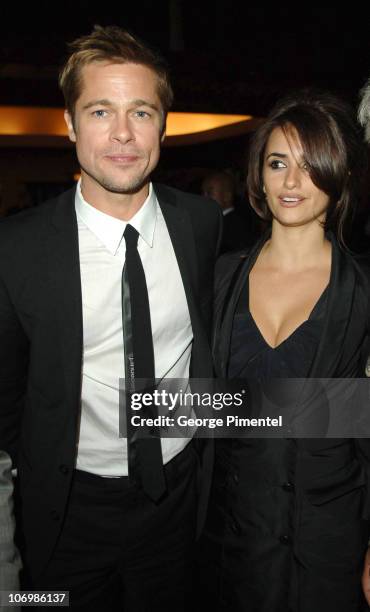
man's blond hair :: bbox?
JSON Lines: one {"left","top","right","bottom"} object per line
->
{"left": 59, "top": 25, "right": 173, "bottom": 125}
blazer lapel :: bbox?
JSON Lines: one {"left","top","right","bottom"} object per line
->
{"left": 216, "top": 234, "right": 357, "bottom": 379}
{"left": 215, "top": 236, "right": 266, "bottom": 377}
{"left": 309, "top": 237, "right": 356, "bottom": 377}
{"left": 45, "top": 188, "right": 83, "bottom": 404}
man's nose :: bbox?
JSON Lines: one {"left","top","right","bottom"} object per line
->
{"left": 110, "top": 113, "right": 134, "bottom": 143}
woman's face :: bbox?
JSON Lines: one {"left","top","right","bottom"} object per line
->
{"left": 262, "top": 125, "right": 330, "bottom": 228}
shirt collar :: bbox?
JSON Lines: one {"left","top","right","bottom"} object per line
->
{"left": 75, "top": 180, "right": 157, "bottom": 255}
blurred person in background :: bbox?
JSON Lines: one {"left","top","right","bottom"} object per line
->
{"left": 358, "top": 77, "right": 370, "bottom": 144}
{"left": 202, "top": 170, "right": 260, "bottom": 253}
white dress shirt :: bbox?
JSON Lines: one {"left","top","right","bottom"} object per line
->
{"left": 75, "top": 181, "right": 193, "bottom": 476}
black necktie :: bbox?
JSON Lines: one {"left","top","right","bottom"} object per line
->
{"left": 121, "top": 223, "right": 166, "bottom": 501}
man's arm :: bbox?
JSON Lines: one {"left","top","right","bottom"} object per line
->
{"left": 0, "top": 451, "right": 22, "bottom": 591}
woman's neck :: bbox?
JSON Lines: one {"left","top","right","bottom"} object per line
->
{"left": 260, "top": 223, "right": 331, "bottom": 271}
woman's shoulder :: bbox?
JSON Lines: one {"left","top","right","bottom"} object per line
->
{"left": 214, "top": 236, "right": 267, "bottom": 309}
{"left": 352, "top": 253, "right": 370, "bottom": 282}
{"left": 331, "top": 236, "right": 370, "bottom": 288}
{"left": 341, "top": 249, "right": 370, "bottom": 296}
{"left": 215, "top": 250, "right": 249, "bottom": 289}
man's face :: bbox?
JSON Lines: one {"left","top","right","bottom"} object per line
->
{"left": 64, "top": 62, "right": 165, "bottom": 202}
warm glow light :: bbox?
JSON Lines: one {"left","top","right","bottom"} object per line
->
{"left": 0, "top": 106, "right": 67, "bottom": 136}
{"left": 0, "top": 106, "right": 263, "bottom": 147}
{"left": 166, "top": 113, "right": 252, "bottom": 136}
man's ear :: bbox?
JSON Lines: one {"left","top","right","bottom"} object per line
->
{"left": 64, "top": 110, "right": 77, "bottom": 143}
{"left": 160, "top": 129, "right": 166, "bottom": 144}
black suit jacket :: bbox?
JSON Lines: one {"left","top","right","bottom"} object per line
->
{"left": 0, "top": 183, "right": 221, "bottom": 578}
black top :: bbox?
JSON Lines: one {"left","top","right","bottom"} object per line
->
{"left": 228, "top": 280, "right": 328, "bottom": 379}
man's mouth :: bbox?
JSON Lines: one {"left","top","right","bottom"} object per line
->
{"left": 104, "top": 154, "right": 140, "bottom": 163}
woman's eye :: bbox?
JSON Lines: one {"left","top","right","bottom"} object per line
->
{"left": 269, "top": 159, "right": 286, "bottom": 169}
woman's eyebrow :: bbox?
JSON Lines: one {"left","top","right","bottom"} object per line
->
{"left": 266, "top": 152, "right": 288, "bottom": 159}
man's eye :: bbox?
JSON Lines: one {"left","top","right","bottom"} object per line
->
{"left": 93, "top": 110, "right": 107, "bottom": 118}
{"left": 135, "top": 110, "right": 150, "bottom": 119}
{"left": 269, "top": 159, "right": 286, "bottom": 169}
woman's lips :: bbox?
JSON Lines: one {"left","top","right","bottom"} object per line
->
{"left": 279, "top": 196, "right": 305, "bottom": 207}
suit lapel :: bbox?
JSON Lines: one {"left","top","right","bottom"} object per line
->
{"left": 154, "top": 184, "right": 213, "bottom": 375}
{"left": 45, "top": 188, "right": 83, "bottom": 403}
{"left": 154, "top": 183, "right": 201, "bottom": 316}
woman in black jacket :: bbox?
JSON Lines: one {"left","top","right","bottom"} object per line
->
{"left": 199, "top": 91, "right": 370, "bottom": 612}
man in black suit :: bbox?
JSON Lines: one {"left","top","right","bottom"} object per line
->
{"left": 0, "top": 25, "right": 221, "bottom": 610}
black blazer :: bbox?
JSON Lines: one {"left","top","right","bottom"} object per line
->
{"left": 0, "top": 184, "right": 221, "bottom": 578}
{"left": 214, "top": 233, "right": 370, "bottom": 379}
{"left": 212, "top": 234, "right": 370, "bottom": 514}
{"left": 207, "top": 235, "right": 370, "bottom": 610}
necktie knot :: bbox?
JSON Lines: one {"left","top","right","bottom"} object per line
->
{"left": 124, "top": 224, "right": 139, "bottom": 249}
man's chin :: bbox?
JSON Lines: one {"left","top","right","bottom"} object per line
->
{"left": 102, "top": 183, "right": 146, "bottom": 195}
{"left": 85, "top": 172, "right": 149, "bottom": 196}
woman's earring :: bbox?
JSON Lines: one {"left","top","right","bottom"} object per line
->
{"left": 263, "top": 185, "right": 266, "bottom": 194}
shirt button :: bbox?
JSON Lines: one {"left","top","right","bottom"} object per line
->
{"left": 232, "top": 472, "right": 239, "bottom": 484}
{"left": 50, "top": 510, "right": 60, "bottom": 521}
{"left": 279, "top": 534, "right": 291, "bottom": 545}
{"left": 282, "top": 481, "right": 294, "bottom": 492}
{"left": 59, "top": 464, "right": 69, "bottom": 475}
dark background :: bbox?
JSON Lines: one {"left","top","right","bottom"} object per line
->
{"left": 1, "top": 1, "right": 369, "bottom": 111}
{"left": 0, "top": 0, "right": 369, "bottom": 228}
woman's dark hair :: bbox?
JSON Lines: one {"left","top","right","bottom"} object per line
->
{"left": 247, "top": 90, "right": 367, "bottom": 244}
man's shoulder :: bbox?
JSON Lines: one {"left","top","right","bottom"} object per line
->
{"left": 0, "top": 188, "right": 75, "bottom": 245}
